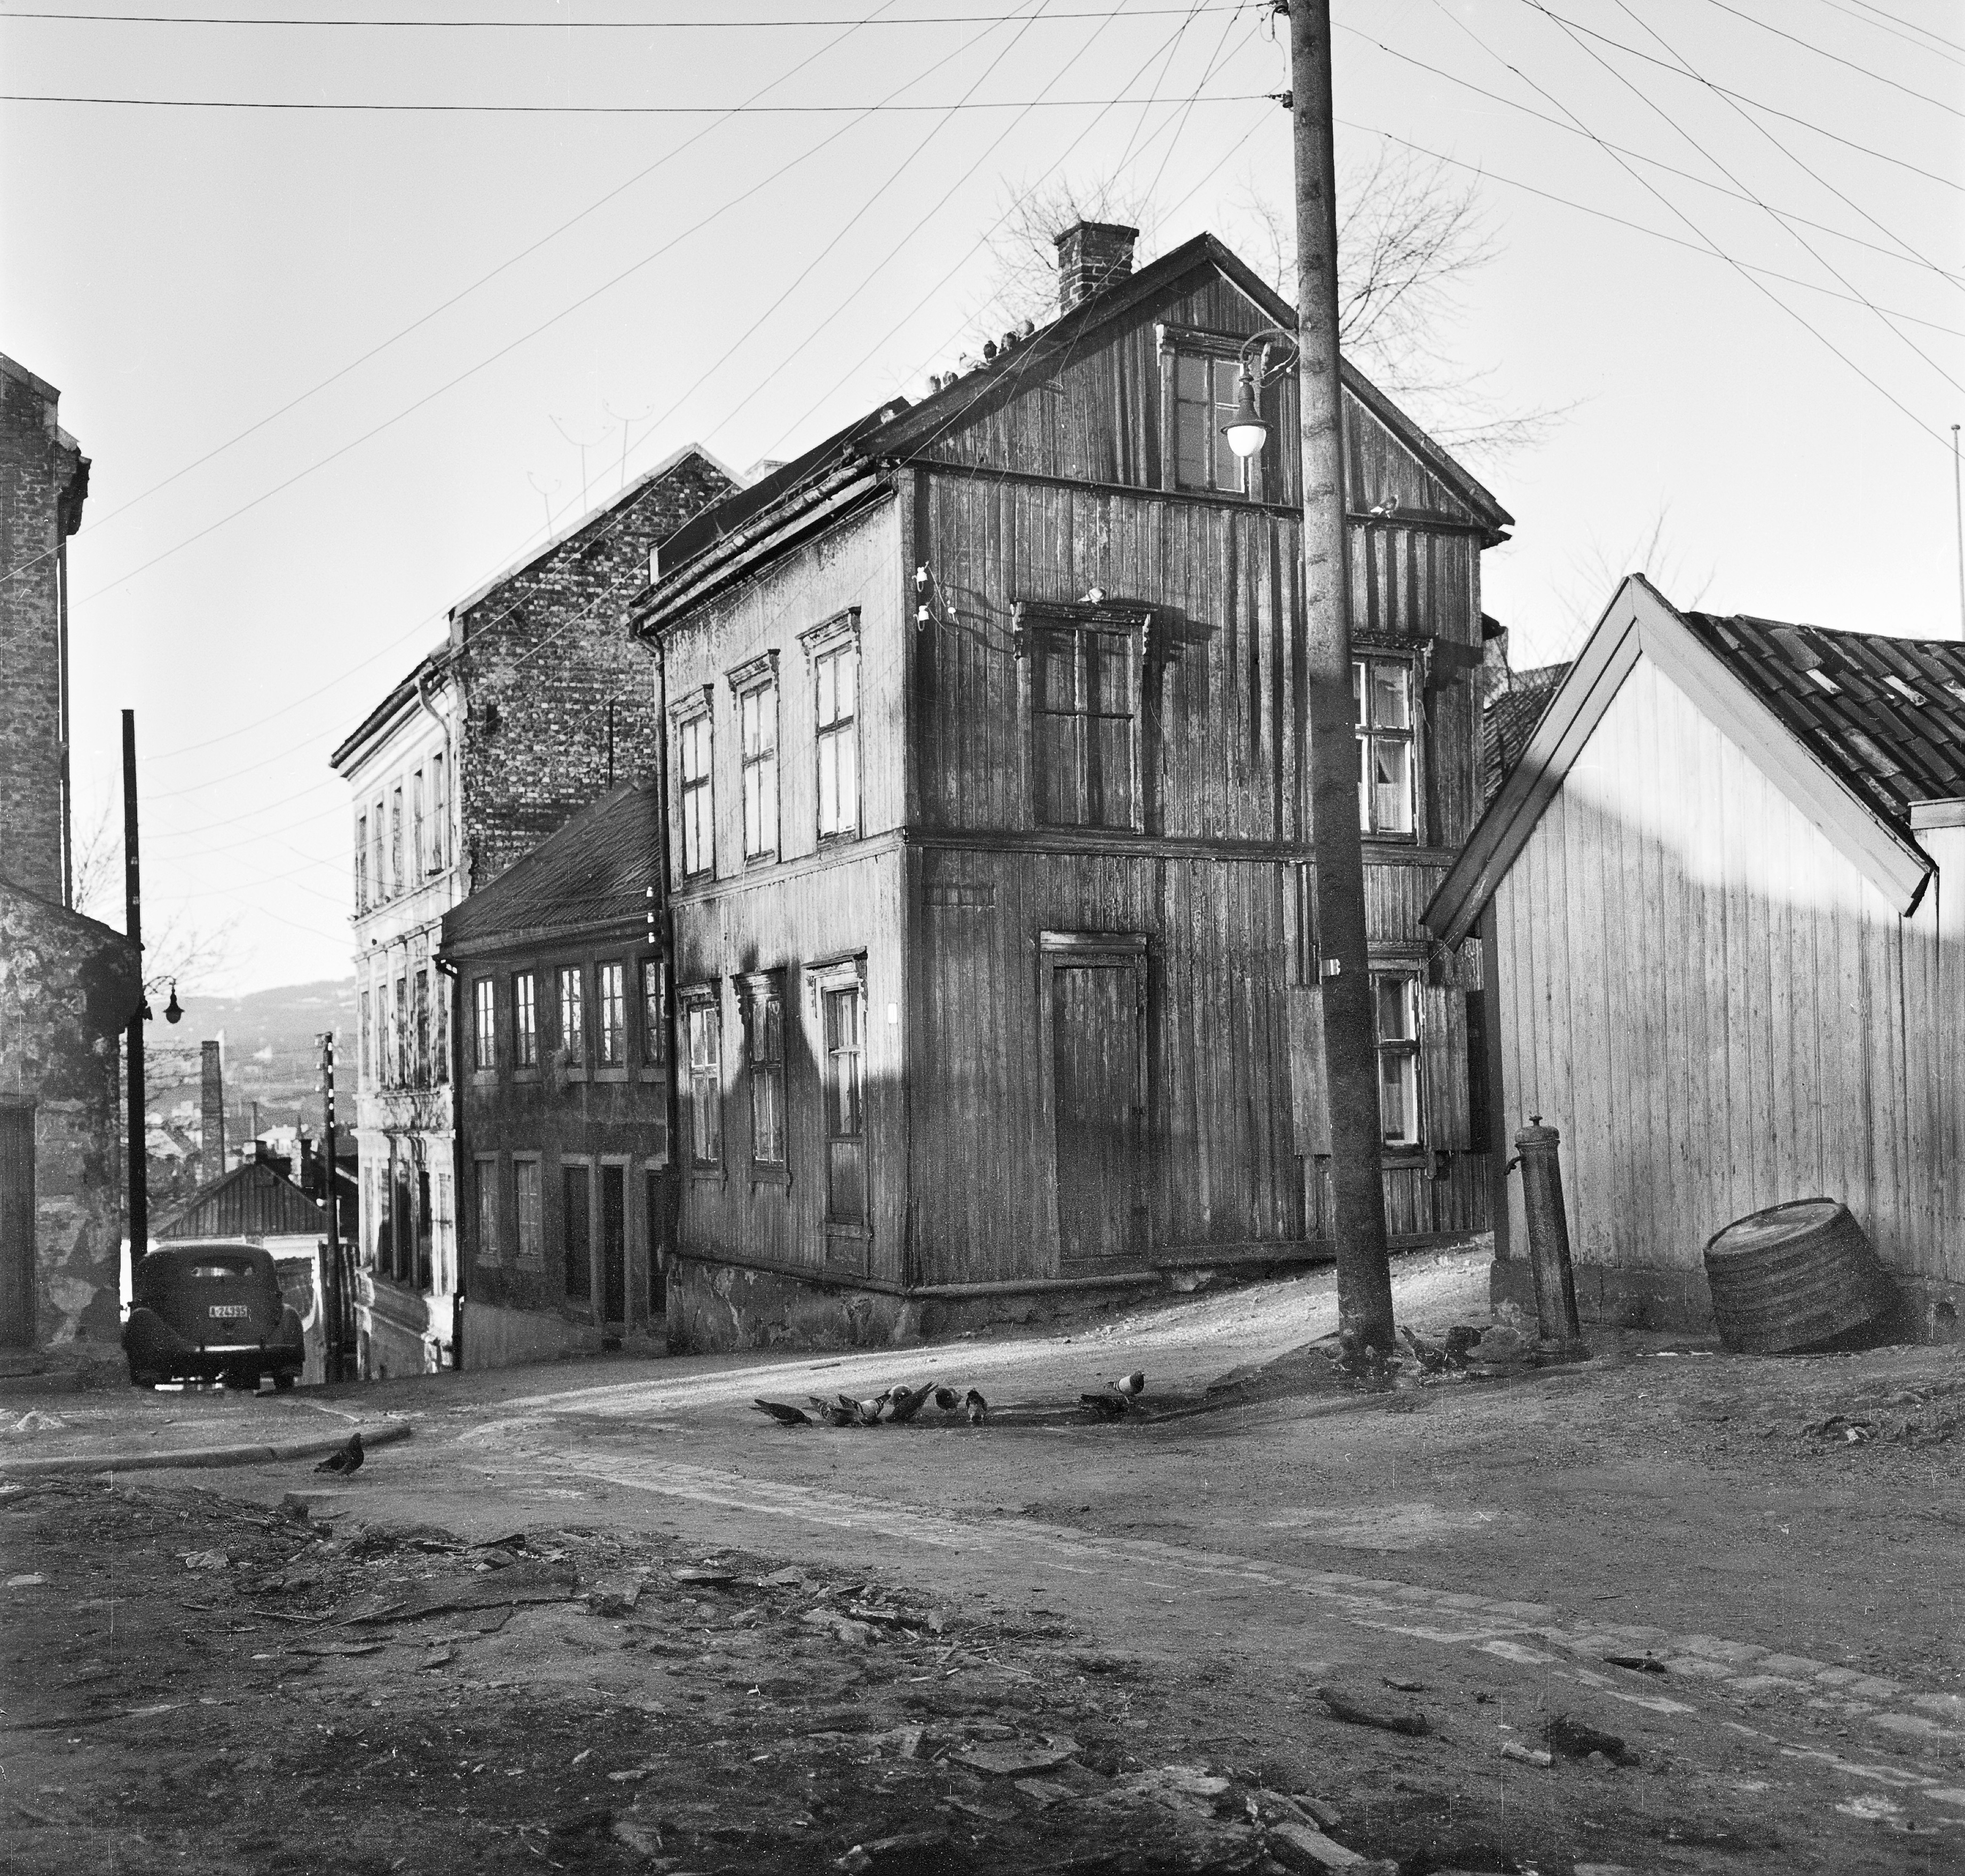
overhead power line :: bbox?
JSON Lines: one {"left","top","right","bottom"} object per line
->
{"left": 0, "top": 88, "right": 1261, "bottom": 112}
{"left": 1695, "top": 0, "right": 1965, "bottom": 120}
{"left": 0, "top": 4, "right": 1237, "bottom": 24}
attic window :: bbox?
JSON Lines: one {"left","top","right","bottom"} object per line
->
{"left": 1158, "top": 327, "right": 1262, "bottom": 500}
{"left": 1804, "top": 668, "right": 1842, "bottom": 696}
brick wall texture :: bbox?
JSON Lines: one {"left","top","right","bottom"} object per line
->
{"left": 454, "top": 451, "right": 737, "bottom": 892}
{"left": 0, "top": 358, "right": 87, "bottom": 905}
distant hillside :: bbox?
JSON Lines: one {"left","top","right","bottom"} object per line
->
{"left": 144, "top": 977, "right": 358, "bottom": 1132}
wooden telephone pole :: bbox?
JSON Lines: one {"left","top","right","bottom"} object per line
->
{"left": 1292, "top": 0, "right": 1396, "bottom": 1352}
{"left": 123, "top": 709, "right": 147, "bottom": 1262}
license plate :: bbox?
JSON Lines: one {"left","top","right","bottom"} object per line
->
{"left": 208, "top": 1304, "right": 251, "bottom": 1320}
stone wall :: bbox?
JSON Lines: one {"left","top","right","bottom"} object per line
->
{"left": 0, "top": 357, "right": 87, "bottom": 907}
{"left": 454, "top": 451, "right": 736, "bottom": 892}
{"left": 0, "top": 884, "right": 140, "bottom": 1349}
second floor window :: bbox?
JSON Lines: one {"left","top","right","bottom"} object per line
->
{"left": 371, "top": 804, "right": 386, "bottom": 902}
{"left": 1032, "top": 622, "right": 1139, "bottom": 830}
{"left": 472, "top": 977, "right": 496, "bottom": 1072}
{"left": 355, "top": 816, "right": 368, "bottom": 910}
{"left": 815, "top": 641, "right": 858, "bottom": 838}
{"left": 679, "top": 711, "right": 712, "bottom": 876}
{"left": 411, "top": 771, "right": 426, "bottom": 877}
{"left": 739, "top": 681, "right": 779, "bottom": 861}
{"left": 1355, "top": 657, "right": 1416, "bottom": 837}
{"left": 558, "top": 966, "right": 585, "bottom": 1064}
{"left": 1173, "top": 350, "right": 1248, "bottom": 496}
{"left": 429, "top": 751, "right": 446, "bottom": 872}
{"left": 360, "top": 990, "right": 373, "bottom": 1080}
{"left": 413, "top": 970, "right": 430, "bottom": 1085}
{"left": 393, "top": 975, "right": 408, "bottom": 1084}
{"left": 640, "top": 958, "right": 665, "bottom": 1070}
{"left": 390, "top": 789, "right": 404, "bottom": 894}
{"left": 513, "top": 970, "right": 538, "bottom": 1069}
{"left": 597, "top": 962, "right": 625, "bottom": 1066}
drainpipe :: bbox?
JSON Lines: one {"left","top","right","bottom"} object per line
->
{"left": 649, "top": 633, "right": 679, "bottom": 1347}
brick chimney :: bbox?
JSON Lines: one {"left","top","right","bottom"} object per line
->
{"left": 200, "top": 1040, "right": 226, "bottom": 1184}
{"left": 1055, "top": 222, "right": 1137, "bottom": 316}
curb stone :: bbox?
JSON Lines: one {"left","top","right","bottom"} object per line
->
{"left": 0, "top": 1420, "right": 413, "bottom": 1478}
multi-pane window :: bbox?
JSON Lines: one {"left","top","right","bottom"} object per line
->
{"left": 678, "top": 711, "right": 712, "bottom": 876}
{"left": 746, "top": 979, "right": 787, "bottom": 1167}
{"left": 739, "top": 681, "right": 779, "bottom": 861}
{"left": 1374, "top": 972, "right": 1421, "bottom": 1148}
{"left": 1173, "top": 351, "right": 1248, "bottom": 496}
{"left": 557, "top": 966, "right": 585, "bottom": 1064}
{"left": 815, "top": 642, "right": 859, "bottom": 838}
{"left": 359, "top": 990, "right": 373, "bottom": 1081}
{"left": 413, "top": 969, "right": 431, "bottom": 1086}
{"left": 1032, "top": 623, "right": 1139, "bottom": 830}
{"left": 394, "top": 976, "right": 408, "bottom": 1086}
{"left": 371, "top": 806, "right": 386, "bottom": 904}
{"left": 1355, "top": 657, "right": 1416, "bottom": 836}
{"left": 824, "top": 984, "right": 867, "bottom": 1227}
{"left": 687, "top": 998, "right": 722, "bottom": 1167}
{"left": 514, "top": 1158, "right": 543, "bottom": 1262}
{"left": 355, "top": 816, "right": 368, "bottom": 910}
{"left": 597, "top": 962, "right": 625, "bottom": 1067}
{"left": 472, "top": 977, "right": 496, "bottom": 1072}
{"left": 640, "top": 959, "right": 665, "bottom": 1069}
{"left": 411, "top": 771, "right": 426, "bottom": 878}
{"left": 474, "top": 1157, "right": 499, "bottom": 1265}
{"left": 390, "top": 789, "right": 404, "bottom": 894}
{"left": 513, "top": 970, "right": 538, "bottom": 1069}
{"left": 429, "top": 752, "right": 446, "bottom": 872}
{"left": 433, "top": 975, "right": 449, "bottom": 1086}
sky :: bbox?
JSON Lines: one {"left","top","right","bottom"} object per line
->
{"left": 2, "top": 0, "right": 1960, "bottom": 995}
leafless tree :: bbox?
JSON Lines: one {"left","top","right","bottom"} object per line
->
{"left": 1549, "top": 506, "right": 1717, "bottom": 661}
{"left": 970, "top": 150, "right": 1568, "bottom": 463}
{"left": 70, "top": 795, "right": 238, "bottom": 999}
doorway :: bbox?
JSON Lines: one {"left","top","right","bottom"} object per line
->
{"left": 0, "top": 1104, "right": 34, "bottom": 1347}
{"left": 599, "top": 1163, "right": 626, "bottom": 1328}
{"left": 1042, "top": 935, "right": 1147, "bottom": 1270}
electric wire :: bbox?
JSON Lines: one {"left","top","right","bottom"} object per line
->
{"left": 0, "top": 5, "right": 1240, "bottom": 26}
{"left": 1811, "top": 0, "right": 1965, "bottom": 64}
{"left": 0, "top": 87, "right": 1262, "bottom": 111}
{"left": 1693, "top": 0, "right": 1965, "bottom": 119}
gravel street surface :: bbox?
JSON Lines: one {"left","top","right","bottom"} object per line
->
{"left": 3, "top": 1251, "right": 1961, "bottom": 1875}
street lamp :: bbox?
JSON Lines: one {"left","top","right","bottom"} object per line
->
{"left": 1219, "top": 326, "right": 1298, "bottom": 462}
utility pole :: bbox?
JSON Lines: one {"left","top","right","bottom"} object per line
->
{"left": 1292, "top": 0, "right": 1396, "bottom": 1352}
{"left": 320, "top": 1032, "right": 344, "bottom": 1384}
{"left": 123, "top": 709, "right": 148, "bottom": 1262}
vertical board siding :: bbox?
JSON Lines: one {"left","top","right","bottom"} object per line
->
{"left": 1493, "top": 655, "right": 1954, "bottom": 1286}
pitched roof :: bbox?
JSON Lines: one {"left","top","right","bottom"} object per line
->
{"left": 640, "top": 231, "right": 1513, "bottom": 611}
{"left": 1483, "top": 662, "right": 1570, "bottom": 805}
{"left": 1682, "top": 610, "right": 1965, "bottom": 826}
{"left": 1425, "top": 575, "right": 1940, "bottom": 946}
{"left": 154, "top": 1157, "right": 323, "bottom": 1241}
{"left": 441, "top": 779, "right": 659, "bottom": 955}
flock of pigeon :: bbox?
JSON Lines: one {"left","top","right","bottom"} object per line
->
{"left": 751, "top": 1370, "right": 1146, "bottom": 1429}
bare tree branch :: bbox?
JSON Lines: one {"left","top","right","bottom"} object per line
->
{"left": 71, "top": 790, "right": 240, "bottom": 1000}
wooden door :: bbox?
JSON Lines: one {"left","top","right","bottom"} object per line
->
{"left": 562, "top": 1163, "right": 592, "bottom": 1302}
{"left": 0, "top": 1106, "right": 33, "bottom": 1348}
{"left": 1047, "top": 945, "right": 1146, "bottom": 1269}
{"left": 599, "top": 1164, "right": 626, "bottom": 1326}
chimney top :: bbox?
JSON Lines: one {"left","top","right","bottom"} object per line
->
{"left": 1055, "top": 221, "right": 1138, "bottom": 316}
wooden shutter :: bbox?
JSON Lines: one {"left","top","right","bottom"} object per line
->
{"left": 1420, "top": 982, "right": 1471, "bottom": 1149}
{"left": 1287, "top": 986, "right": 1333, "bottom": 1157}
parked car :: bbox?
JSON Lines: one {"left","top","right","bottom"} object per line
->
{"left": 124, "top": 1242, "right": 305, "bottom": 1390}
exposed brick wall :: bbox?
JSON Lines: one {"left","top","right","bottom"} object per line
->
{"left": 0, "top": 883, "right": 140, "bottom": 1348}
{"left": 453, "top": 453, "right": 737, "bottom": 892}
{"left": 0, "top": 357, "right": 87, "bottom": 906}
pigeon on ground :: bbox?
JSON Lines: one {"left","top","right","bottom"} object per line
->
{"left": 751, "top": 1400, "right": 812, "bottom": 1427}
{"left": 808, "top": 1397, "right": 858, "bottom": 1427}
{"left": 840, "top": 1393, "right": 889, "bottom": 1427}
{"left": 884, "top": 1382, "right": 933, "bottom": 1425}
{"left": 313, "top": 1431, "right": 364, "bottom": 1476}
{"left": 964, "top": 1388, "right": 988, "bottom": 1426}
{"left": 932, "top": 1386, "right": 962, "bottom": 1414}
{"left": 1081, "top": 1392, "right": 1129, "bottom": 1419}
{"left": 1114, "top": 1371, "right": 1145, "bottom": 1398}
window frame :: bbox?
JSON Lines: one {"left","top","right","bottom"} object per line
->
{"left": 354, "top": 814, "right": 368, "bottom": 912}
{"left": 390, "top": 787, "right": 404, "bottom": 895}
{"left": 1372, "top": 968, "right": 1424, "bottom": 1151}
{"left": 556, "top": 964, "right": 588, "bottom": 1078}
{"left": 428, "top": 751, "right": 447, "bottom": 874}
{"left": 560, "top": 1155, "right": 594, "bottom": 1305}
{"left": 638, "top": 956, "right": 666, "bottom": 1083}
{"left": 1354, "top": 651, "right": 1420, "bottom": 842}
{"left": 812, "top": 956, "right": 871, "bottom": 1267}
{"left": 473, "top": 1153, "right": 501, "bottom": 1268}
{"left": 728, "top": 653, "right": 781, "bottom": 866}
{"left": 681, "top": 985, "right": 724, "bottom": 1178}
{"left": 595, "top": 960, "right": 627, "bottom": 1075}
{"left": 511, "top": 969, "right": 539, "bottom": 1073}
{"left": 1015, "top": 601, "right": 1150, "bottom": 834}
{"left": 800, "top": 609, "right": 862, "bottom": 844}
{"left": 471, "top": 977, "right": 497, "bottom": 1075}
{"left": 673, "top": 693, "right": 715, "bottom": 881}
{"left": 1157, "top": 325, "right": 1268, "bottom": 502}
{"left": 740, "top": 971, "right": 789, "bottom": 1181}
{"left": 513, "top": 1155, "right": 545, "bottom": 1265}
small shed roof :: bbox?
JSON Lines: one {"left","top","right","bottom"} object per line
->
{"left": 1427, "top": 575, "right": 1942, "bottom": 946}
{"left": 441, "top": 779, "right": 659, "bottom": 957}
{"left": 1483, "top": 662, "right": 1570, "bottom": 805}
{"left": 154, "top": 1157, "right": 323, "bottom": 1242}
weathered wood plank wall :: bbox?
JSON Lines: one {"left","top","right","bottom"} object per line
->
{"left": 1493, "top": 655, "right": 1960, "bottom": 1290}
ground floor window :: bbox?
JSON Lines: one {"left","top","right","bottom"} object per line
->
{"left": 823, "top": 980, "right": 867, "bottom": 1228}
{"left": 684, "top": 992, "right": 722, "bottom": 1171}
{"left": 1373, "top": 972, "right": 1421, "bottom": 1147}
{"left": 514, "top": 1157, "right": 543, "bottom": 1263}
{"left": 474, "top": 1156, "right": 500, "bottom": 1266}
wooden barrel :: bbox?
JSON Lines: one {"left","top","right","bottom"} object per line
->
{"left": 1702, "top": 1199, "right": 1897, "bottom": 1354}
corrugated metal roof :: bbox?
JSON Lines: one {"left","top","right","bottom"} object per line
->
{"left": 442, "top": 780, "right": 659, "bottom": 954}
{"left": 1685, "top": 612, "right": 1965, "bottom": 826}
{"left": 154, "top": 1158, "right": 324, "bottom": 1241}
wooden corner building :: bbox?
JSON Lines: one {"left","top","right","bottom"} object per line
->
{"left": 1428, "top": 573, "right": 1965, "bottom": 1341}
{"left": 616, "top": 224, "right": 1511, "bottom": 1350}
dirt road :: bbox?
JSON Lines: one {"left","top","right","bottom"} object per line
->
{"left": 4, "top": 1252, "right": 1961, "bottom": 1873}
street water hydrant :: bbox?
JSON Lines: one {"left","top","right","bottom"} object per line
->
{"left": 1514, "top": 1115, "right": 1587, "bottom": 1359}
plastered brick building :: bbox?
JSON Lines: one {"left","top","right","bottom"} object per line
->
{"left": 331, "top": 444, "right": 736, "bottom": 1378}
{"left": 0, "top": 354, "right": 140, "bottom": 1361}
